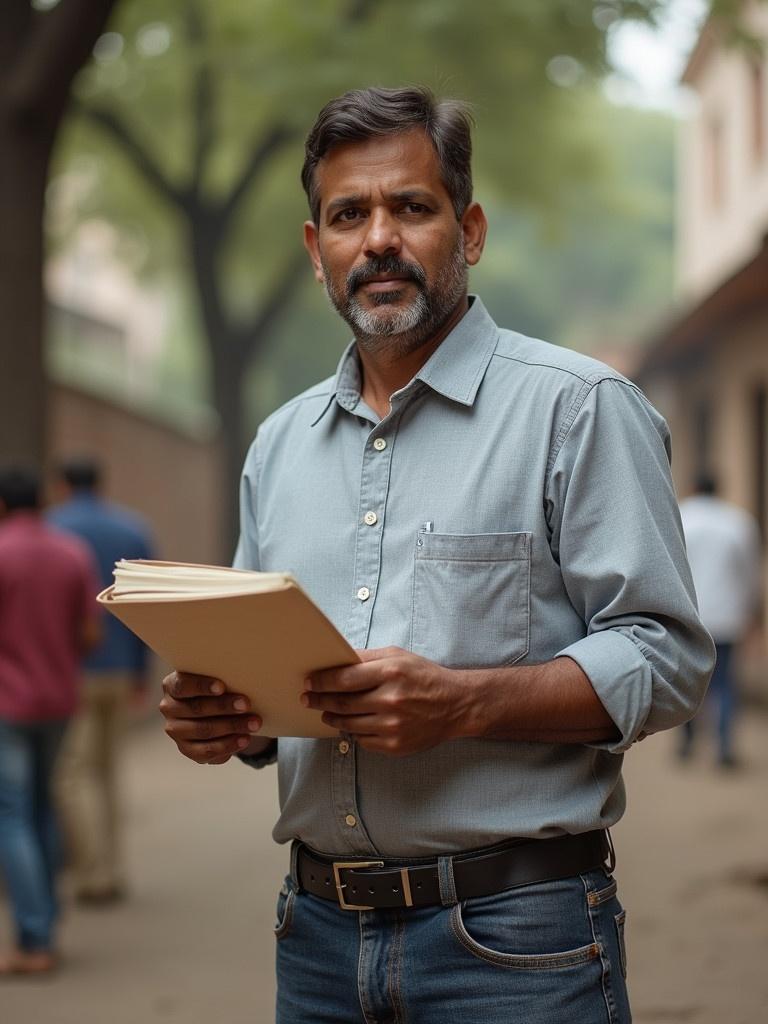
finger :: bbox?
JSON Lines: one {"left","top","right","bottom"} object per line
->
{"left": 159, "top": 692, "right": 252, "bottom": 719}
{"left": 177, "top": 734, "right": 253, "bottom": 764}
{"left": 319, "top": 710, "right": 383, "bottom": 734}
{"left": 163, "top": 671, "right": 227, "bottom": 699}
{"left": 355, "top": 646, "right": 403, "bottom": 663}
{"left": 165, "top": 715, "right": 263, "bottom": 742}
{"left": 302, "top": 690, "right": 381, "bottom": 715}
{"left": 307, "top": 662, "right": 383, "bottom": 694}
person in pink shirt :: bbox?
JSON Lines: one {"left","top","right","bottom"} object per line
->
{"left": 0, "top": 466, "right": 101, "bottom": 976}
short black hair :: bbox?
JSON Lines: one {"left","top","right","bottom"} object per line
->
{"left": 695, "top": 473, "right": 717, "bottom": 496}
{"left": 0, "top": 466, "right": 41, "bottom": 511}
{"left": 58, "top": 457, "right": 101, "bottom": 491}
{"left": 301, "top": 85, "right": 474, "bottom": 225}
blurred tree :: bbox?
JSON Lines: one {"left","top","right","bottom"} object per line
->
{"left": 0, "top": 0, "right": 117, "bottom": 465}
{"left": 59, "top": 0, "right": 665, "bottom": 544}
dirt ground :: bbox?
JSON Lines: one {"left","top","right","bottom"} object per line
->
{"left": 2, "top": 709, "right": 767, "bottom": 1023}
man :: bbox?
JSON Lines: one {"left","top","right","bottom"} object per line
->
{"left": 678, "top": 474, "right": 761, "bottom": 768}
{"left": 0, "top": 466, "right": 100, "bottom": 975}
{"left": 49, "top": 457, "right": 154, "bottom": 904}
{"left": 160, "top": 87, "right": 713, "bottom": 1022}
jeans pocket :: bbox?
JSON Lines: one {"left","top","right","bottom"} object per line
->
{"left": 411, "top": 531, "right": 531, "bottom": 668}
{"left": 274, "top": 881, "right": 296, "bottom": 940}
{"left": 448, "top": 879, "right": 600, "bottom": 971}
{"left": 614, "top": 910, "right": 627, "bottom": 979}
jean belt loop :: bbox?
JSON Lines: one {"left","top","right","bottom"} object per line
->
{"left": 437, "top": 855, "right": 458, "bottom": 907}
{"left": 289, "top": 840, "right": 302, "bottom": 891}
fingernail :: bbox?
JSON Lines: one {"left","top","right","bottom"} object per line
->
{"left": 304, "top": 677, "right": 313, "bottom": 691}
{"left": 210, "top": 681, "right": 225, "bottom": 695}
{"left": 247, "top": 718, "right": 262, "bottom": 732}
{"left": 234, "top": 698, "right": 248, "bottom": 711}
{"left": 237, "top": 736, "right": 249, "bottom": 749}
{"left": 300, "top": 692, "right": 309, "bottom": 707}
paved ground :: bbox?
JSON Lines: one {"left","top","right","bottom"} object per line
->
{"left": 2, "top": 710, "right": 767, "bottom": 1023}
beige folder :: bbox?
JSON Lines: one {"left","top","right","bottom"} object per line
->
{"left": 97, "top": 567, "right": 358, "bottom": 738}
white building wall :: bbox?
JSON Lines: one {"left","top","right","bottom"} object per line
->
{"left": 677, "top": 1, "right": 768, "bottom": 300}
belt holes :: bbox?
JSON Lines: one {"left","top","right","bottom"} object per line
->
{"left": 310, "top": 874, "right": 315, "bottom": 882}
{"left": 392, "top": 887, "right": 399, "bottom": 894}
{"left": 351, "top": 887, "right": 358, "bottom": 894}
{"left": 324, "top": 877, "right": 331, "bottom": 886}
{"left": 368, "top": 887, "right": 375, "bottom": 894}
{"left": 416, "top": 882, "right": 422, "bottom": 889}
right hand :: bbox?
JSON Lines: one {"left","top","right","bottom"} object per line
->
{"left": 159, "top": 671, "right": 264, "bottom": 765}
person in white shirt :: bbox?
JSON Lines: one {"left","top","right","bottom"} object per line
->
{"left": 678, "top": 475, "right": 762, "bottom": 767}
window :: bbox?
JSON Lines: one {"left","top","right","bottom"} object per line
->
{"left": 750, "top": 57, "right": 765, "bottom": 165}
{"left": 706, "top": 115, "right": 725, "bottom": 209}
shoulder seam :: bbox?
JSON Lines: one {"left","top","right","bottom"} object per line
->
{"left": 491, "top": 348, "right": 624, "bottom": 386}
{"left": 546, "top": 375, "right": 641, "bottom": 481}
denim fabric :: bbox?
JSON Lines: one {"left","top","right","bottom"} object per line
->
{"left": 274, "top": 868, "right": 631, "bottom": 1023}
{"left": 235, "top": 297, "right": 713, "bottom": 855}
{"left": 682, "top": 642, "right": 735, "bottom": 761}
{"left": 0, "top": 718, "right": 68, "bottom": 950}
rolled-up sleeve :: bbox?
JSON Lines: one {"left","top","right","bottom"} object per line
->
{"left": 546, "top": 376, "right": 715, "bottom": 753}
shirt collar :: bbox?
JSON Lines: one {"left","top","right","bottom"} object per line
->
{"left": 312, "top": 296, "right": 499, "bottom": 426}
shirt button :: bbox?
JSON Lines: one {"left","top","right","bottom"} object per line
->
{"left": 345, "top": 814, "right": 357, "bottom": 827}
{"left": 373, "top": 438, "right": 387, "bottom": 451}
{"left": 363, "top": 511, "right": 378, "bottom": 526}
{"left": 356, "top": 587, "right": 370, "bottom": 601}
{"left": 338, "top": 740, "right": 350, "bottom": 755}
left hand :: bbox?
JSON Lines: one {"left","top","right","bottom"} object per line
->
{"left": 302, "top": 647, "right": 472, "bottom": 756}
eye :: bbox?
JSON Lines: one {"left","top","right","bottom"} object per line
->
{"left": 402, "top": 202, "right": 429, "bottom": 215}
{"left": 334, "top": 207, "right": 363, "bottom": 223}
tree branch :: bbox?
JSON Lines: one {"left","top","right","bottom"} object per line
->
{"left": 236, "top": 249, "right": 308, "bottom": 362}
{"left": 185, "top": 1, "right": 215, "bottom": 199}
{"left": 218, "top": 123, "right": 297, "bottom": 226}
{"left": 77, "top": 104, "right": 186, "bottom": 210}
{"left": 5, "top": 0, "right": 118, "bottom": 124}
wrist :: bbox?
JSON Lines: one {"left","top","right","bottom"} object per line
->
{"left": 450, "top": 668, "right": 493, "bottom": 740}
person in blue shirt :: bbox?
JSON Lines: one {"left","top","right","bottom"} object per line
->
{"left": 49, "top": 457, "right": 154, "bottom": 904}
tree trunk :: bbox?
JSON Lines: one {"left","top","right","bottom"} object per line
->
{"left": 0, "top": 114, "right": 53, "bottom": 465}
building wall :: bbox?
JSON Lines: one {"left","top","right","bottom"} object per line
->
{"left": 49, "top": 384, "right": 228, "bottom": 566}
{"left": 677, "top": 0, "right": 768, "bottom": 300}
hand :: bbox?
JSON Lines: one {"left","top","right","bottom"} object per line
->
{"left": 302, "top": 647, "right": 470, "bottom": 756}
{"left": 159, "top": 671, "right": 264, "bottom": 765}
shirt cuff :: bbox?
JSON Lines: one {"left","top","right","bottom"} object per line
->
{"left": 236, "top": 738, "right": 278, "bottom": 769}
{"left": 555, "top": 630, "right": 653, "bottom": 753}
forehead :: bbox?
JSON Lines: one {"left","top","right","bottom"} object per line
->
{"left": 313, "top": 128, "right": 449, "bottom": 211}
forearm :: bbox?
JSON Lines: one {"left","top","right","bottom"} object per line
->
{"left": 456, "top": 656, "right": 619, "bottom": 744}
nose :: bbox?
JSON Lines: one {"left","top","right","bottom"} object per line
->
{"left": 362, "top": 208, "right": 401, "bottom": 258}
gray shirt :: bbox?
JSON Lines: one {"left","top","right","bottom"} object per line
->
{"left": 235, "top": 297, "right": 713, "bottom": 857}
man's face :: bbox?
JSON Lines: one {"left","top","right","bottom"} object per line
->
{"left": 303, "top": 129, "right": 485, "bottom": 356}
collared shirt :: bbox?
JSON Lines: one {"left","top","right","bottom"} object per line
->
{"left": 679, "top": 494, "right": 761, "bottom": 642}
{"left": 235, "top": 297, "right": 713, "bottom": 856}
{"left": 0, "top": 512, "right": 100, "bottom": 722}
{"left": 48, "top": 494, "right": 153, "bottom": 673}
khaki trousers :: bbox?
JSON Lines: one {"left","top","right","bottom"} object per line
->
{"left": 55, "top": 673, "right": 133, "bottom": 896}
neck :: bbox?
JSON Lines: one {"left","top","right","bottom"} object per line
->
{"left": 356, "top": 295, "right": 468, "bottom": 419}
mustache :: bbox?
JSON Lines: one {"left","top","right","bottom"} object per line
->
{"left": 346, "top": 256, "right": 427, "bottom": 295}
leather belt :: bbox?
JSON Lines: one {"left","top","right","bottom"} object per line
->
{"left": 296, "top": 830, "right": 612, "bottom": 911}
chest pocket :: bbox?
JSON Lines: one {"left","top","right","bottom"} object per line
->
{"left": 410, "top": 532, "right": 531, "bottom": 668}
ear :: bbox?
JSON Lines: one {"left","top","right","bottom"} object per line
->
{"left": 460, "top": 202, "right": 488, "bottom": 267}
{"left": 303, "top": 221, "right": 326, "bottom": 284}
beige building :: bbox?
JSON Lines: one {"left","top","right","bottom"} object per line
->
{"left": 637, "top": 1, "right": 768, "bottom": 533}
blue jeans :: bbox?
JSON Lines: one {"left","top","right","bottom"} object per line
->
{"left": 0, "top": 718, "right": 68, "bottom": 951}
{"left": 275, "top": 861, "right": 631, "bottom": 1023}
{"left": 682, "top": 642, "right": 734, "bottom": 761}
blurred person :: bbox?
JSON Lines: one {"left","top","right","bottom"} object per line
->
{"left": 158, "top": 87, "right": 714, "bottom": 1023}
{"left": 49, "top": 457, "right": 154, "bottom": 905}
{"left": 0, "top": 466, "right": 100, "bottom": 976}
{"left": 678, "top": 474, "right": 762, "bottom": 768}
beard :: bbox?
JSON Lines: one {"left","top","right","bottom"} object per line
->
{"left": 322, "top": 237, "right": 468, "bottom": 359}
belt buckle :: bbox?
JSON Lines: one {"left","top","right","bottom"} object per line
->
{"left": 332, "top": 860, "right": 384, "bottom": 910}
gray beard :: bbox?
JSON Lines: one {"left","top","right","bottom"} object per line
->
{"left": 323, "top": 240, "right": 468, "bottom": 359}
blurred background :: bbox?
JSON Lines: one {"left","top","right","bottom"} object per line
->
{"left": 1, "top": 0, "right": 767, "bottom": 1021}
